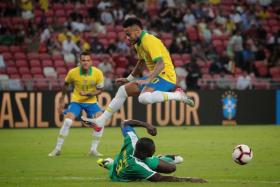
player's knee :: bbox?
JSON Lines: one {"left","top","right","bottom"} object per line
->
{"left": 138, "top": 93, "right": 152, "bottom": 105}
{"left": 60, "top": 118, "right": 72, "bottom": 137}
{"left": 167, "top": 164, "right": 176, "bottom": 173}
{"left": 115, "top": 85, "right": 127, "bottom": 98}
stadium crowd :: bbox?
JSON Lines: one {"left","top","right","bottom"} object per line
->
{"left": 0, "top": 0, "right": 280, "bottom": 90}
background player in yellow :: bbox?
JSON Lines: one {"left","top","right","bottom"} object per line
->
{"left": 49, "top": 51, "right": 105, "bottom": 157}
{"left": 82, "top": 18, "right": 194, "bottom": 129}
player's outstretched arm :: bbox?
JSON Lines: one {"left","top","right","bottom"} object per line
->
{"left": 121, "top": 120, "right": 157, "bottom": 136}
{"left": 148, "top": 173, "right": 207, "bottom": 183}
{"left": 115, "top": 60, "right": 144, "bottom": 85}
{"left": 57, "top": 82, "right": 70, "bottom": 114}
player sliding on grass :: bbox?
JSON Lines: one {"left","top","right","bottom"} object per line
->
{"left": 49, "top": 51, "right": 105, "bottom": 157}
{"left": 92, "top": 119, "right": 206, "bottom": 182}
{"left": 81, "top": 17, "right": 194, "bottom": 130}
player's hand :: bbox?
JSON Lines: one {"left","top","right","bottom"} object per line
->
{"left": 57, "top": 100, "right": 65, "bottom": 114}
{"left": 147, "top": 125, "right": 157, "bottom": 136}
{"left": 79, "top": 91, "right": 87, "bottom": 96}
{"left": 115, "top": 78, "right": 129, "bottom": 85}
{"left": 135, "top": 79, "right": 150, "bottom": 86}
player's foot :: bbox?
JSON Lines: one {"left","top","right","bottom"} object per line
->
{"left": 97, "top": 158, "right": 113, "bottom": 168}
{"left": 175, "top": 88, "right": 195, "bottom": 107}
{"left": 89, "top": 150, "right": 103, "bottom": 157}
{"left": 48, "top": 148, "right": 61, "bottom": 157}
{"left": 173, "top": 155, "right": 184, "bottom": 164}
{"left": 81, "top": 116, "right": 103, "bottom": 132}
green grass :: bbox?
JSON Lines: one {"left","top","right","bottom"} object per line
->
{"left": 0, "top": 126, "right": 280, "bottom": 187}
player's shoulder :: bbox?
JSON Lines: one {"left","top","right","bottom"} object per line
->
{"left": 68, "top": 66, "right": 79, "bottom": 74}
{"left": 92, "top": 66, "right": 104, "bottom": 75}
{"left": 143, "top": 32, "right": 162, "bottom": 46}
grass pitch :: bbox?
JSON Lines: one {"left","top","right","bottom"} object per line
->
{"left": 0, "top": 125, "right": 279, "bottom": 187}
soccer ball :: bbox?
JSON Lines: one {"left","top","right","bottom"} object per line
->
{"left": 232, "top": 144, "right": 253, "bottom": 165}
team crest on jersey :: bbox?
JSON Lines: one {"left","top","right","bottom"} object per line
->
{"left": 221, "top": 91, "right": 237, "bottom": 125}
{"left": 90, "top": 81, "right": 95, "bottom": 87}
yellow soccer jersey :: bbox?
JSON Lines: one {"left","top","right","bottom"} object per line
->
{"left": 134, "top": 31, "right": 176, "bottom": 84}
{"left": 65, "top": 66, "right": 104, "bottom": 103}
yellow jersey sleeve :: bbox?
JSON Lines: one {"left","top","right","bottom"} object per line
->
{"left": 142, "top": 36, "right": 163, "bottom": 63}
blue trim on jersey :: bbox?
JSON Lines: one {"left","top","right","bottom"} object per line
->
{"left": 121, "top": 125, "right": 135, "bottom": 136}
{"left": 138, "top": 76, "right": 176, "bottom": 92}
{"left": 64, "top": 102, "right": 101, "bottom": 119}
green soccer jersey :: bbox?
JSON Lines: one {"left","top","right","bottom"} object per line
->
{"left": 109, "top": 126, "right": 158, "bottom": 182}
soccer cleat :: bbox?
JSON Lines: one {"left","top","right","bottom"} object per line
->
{"left": 97, "top": 158, "right": 113, "bottom": 168}
{"left": 175, "top": 88, "right": 195, "bottom": 107}
{"left": 81, "top": 116, "right": 102, "bottom": 132}
{"left": 173, "top": 155, "right": 184, "bottom": 164}
{"left": 89, "top": 150, "right": 103, "bottom": 157}
{"left": 48, "top": 149, "right": 61, "bottom": 157}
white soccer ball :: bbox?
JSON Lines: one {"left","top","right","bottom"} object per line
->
{"left": 232, "top": 144, "right": 253, "bottom": 165}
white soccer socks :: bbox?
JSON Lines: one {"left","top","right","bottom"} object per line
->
{"left": 138, "top": 91, "right": 181, "bottom": 104}
{"left": 55, "top": 118, "right": 73, "bottom": 151}
{"left": 95, "top": 85, "right": 128, "bottom": 127}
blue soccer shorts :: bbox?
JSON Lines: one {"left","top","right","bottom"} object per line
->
{"left": 64, "top": 102, "right": 102, "bottom": 119}
{"left": 138, "top": 76, "right": 176, "bottom": 92}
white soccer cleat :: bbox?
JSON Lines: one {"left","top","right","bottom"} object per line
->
{"left": 48, "top": 149, "right": 61, "bottom": 157}
{"left": 175, "top": 88, "right": 195, "bottom": 107}
{"left": 89, "top": 150, "right": 103, "bottom": 157}
{"left": 81, "top": 116, "right": 103, "bottom": 132}
{"left": 173, "top": 155, "right": 184, "bottom": 164}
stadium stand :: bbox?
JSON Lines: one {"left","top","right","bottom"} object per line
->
{"left": 0, "top": 0, "right": 279, "bottom": 90}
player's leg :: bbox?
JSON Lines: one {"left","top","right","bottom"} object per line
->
{"left": 84, "top": 103, "right": 104, "bottom": 156}
{"left": 138, "top": 77, "right": 194, "bottom": 106}
{"left": 48, "top": 103, "right": 81, "bottom": 157}
{"left": 83, "top": 82, "right": 141, "bottom": 127}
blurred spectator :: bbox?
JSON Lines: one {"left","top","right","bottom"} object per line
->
{"left": 209, "top": 0, "right": 221, "bottom": 5}
{"left": 216, "top": 71, "right": 231, "bottom": 89}
{"left": 258, "top": 7, "right": 270, "bottom": 19}
{"left": 100, "top": 7, "right": 114, "bottom": 25}
{"left": 20, "top": 0, "right": 34, "bottom": 20}
{"left": 58, "top": 27, "right": 73, "bottom": 43}
{"left": 39, "top": 0, "right": 49, "bottom": 12}
{"left": 242, "top": 44, "right": 255, "bottom": 71}
{"left": 98, "top": 57, "right": 114, "bottom": 74}
{"left": 104, "top": 72, "right": 114, "bottom": 91}
{"left": 259, "top": 0, "right": 272, "bottom": 7}
{"left": 116, "top": 38, "right": 129, "bottom": 54}
{"left": 80, "top": 38, "right": 91, "bottom": 51}
{"left": 90, "top": 36, "right": 105, "bottom": 53}
{"left": 183, "top": 9, "right": 196, "bottom": 28}
{"left": 97, "top": 0, "right": 112, "bottom": 10}
{"left": 62, "top": 34, "right": 80, "bottom": 63}
{"left": 254, "top": 44, "right": 266, "bottom": 61}
{"left": 236, "top": 70, "right": 252, "bottom": 90}
{"left": 40, "top": 26, "right": 52, "bottom": 43}
{"left": 228, "top": 30, "right": 243, "bottom": 67}
{"left": 186, "top": 59, "right": 201, "bottom": 89}
{"left": 175, "top": 66, "right": 187, "bottom": 90}
{"left": 71, "top": 17, "right": 86, "bottom": 32}
{"left": 112, "top": 3, "right": 124, "bottom": 24}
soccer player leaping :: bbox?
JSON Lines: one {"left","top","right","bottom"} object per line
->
{"left": 81, "top": 17, "right": 194, "bottom": 129}
{"left": 49, "top": 51, "right": 105, "bottom": 157}
{"left": 95, "top": 119, "right": 206, "bottom": 183}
